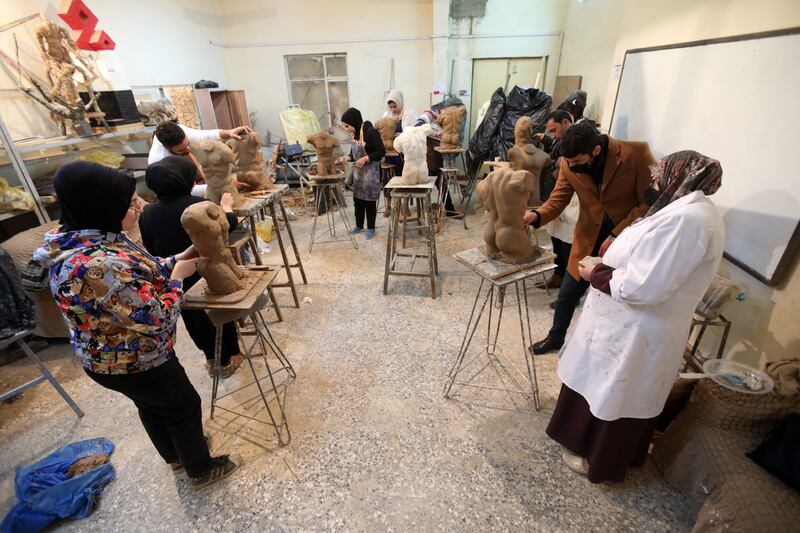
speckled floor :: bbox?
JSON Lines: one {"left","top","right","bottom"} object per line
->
{"left": 0, "top": 195, "right": 693, "bottom": 531}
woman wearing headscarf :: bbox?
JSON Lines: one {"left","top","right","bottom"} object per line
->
{"left": 139, "top": 156, "right": 244, "bottom": 378}
{"left": 546, "top": 150, "right": 725, "bottom": 483}
{"left": 380, "top": 90, "right": 417, "bottom": 217}
{"left": 340, "top": 107, "right": 385, "bottom": 238}
{"left": 33, "top": 161, "right": 239, "bottom": 488}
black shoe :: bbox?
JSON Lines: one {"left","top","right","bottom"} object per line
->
{"left": 189, "top": 454, "right": 240, "bottom": 489}
{"left": 530, "top": 337, "right": 563, "bottom": 355}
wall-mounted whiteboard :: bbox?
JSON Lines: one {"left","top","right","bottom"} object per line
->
{"left": 610, "top": 28, "right": 800, "bottom": 285}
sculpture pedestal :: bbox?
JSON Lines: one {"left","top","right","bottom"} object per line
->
{"left": 444, "top": 247, "right": 557, "bottom": 412}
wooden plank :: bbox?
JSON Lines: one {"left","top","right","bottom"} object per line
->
{"left": 183, "top": 267, "right": 279, "bottom": 309}
{"left": 552, "top": 75, "right": 582, "bottom": 108}
{"left": 454, "top": 246, "right": 556, "bottom": 282}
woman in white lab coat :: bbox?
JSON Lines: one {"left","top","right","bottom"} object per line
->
{"left": 546, "top": 150, "right": 725, "bottom": 484}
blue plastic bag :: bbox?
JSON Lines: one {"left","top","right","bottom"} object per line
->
{"left": 1, "top": 438, "right": 115, "bottom": 533}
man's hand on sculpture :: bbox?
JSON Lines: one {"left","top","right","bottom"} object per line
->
{"left": 171, "top": 258, "right": 202, "bottom": 280}
{"left": 355, "top": 155, "right": 370, "bottom": 169}
{"left": 523, "top": 210, "right": 538, "bottom": 225}
{"left": 221, "top": 126, "right": 254, "bottom": 141}
{"left": 233, "top": 178, "right": 247, "bottom": 191}
{"left": 220, "top": 192, "right": 235, "bottom": 212}
{"left": 532, "top": 133, "right": 545, "bottom": 144}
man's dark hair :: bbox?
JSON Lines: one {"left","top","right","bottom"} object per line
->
{"left": 155, "top": 121, "right": 186, "bottom": 148}
{"left": 546, "top": 110, "right": 572, "bottom": 124}
{"left": 560, "top": 121, "right": 601, "bottom": 158}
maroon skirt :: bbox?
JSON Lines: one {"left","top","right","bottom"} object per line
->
{"left": 546, "top": 384, "right": 657, "bottom": 484}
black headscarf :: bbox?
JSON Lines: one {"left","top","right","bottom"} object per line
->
{"left": 145, "top": 155, "right": 196, "bottom": 198}
{"left": 341, "top": 108, "right": 363, "bottom": 139}
{"left": 54, "top": 161, "right": 136, "bottom": 234}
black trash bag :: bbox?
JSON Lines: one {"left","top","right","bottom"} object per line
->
{"left": 468, "top": 87, "right": 506, "bottom": 179}
{"left": 0, "top": 248, "right": 35, "bottom": 340}
{"left": 496, "top": 86, "right": 552, "bottom": 161}
{"left": 557, "top": 90, "right": 587, "bottom": 120}
{"left": 194, "top": 80, "right": 219, "bottom": 89}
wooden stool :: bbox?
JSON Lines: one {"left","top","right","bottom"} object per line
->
{"left": 229, "top": 227, "right": 283, "bottom": 322}
{"left": 379, "top": 160, "right": 398, "bottom": 214}
{"left": 437, "top": 167, "right": 468, "bottom": 232}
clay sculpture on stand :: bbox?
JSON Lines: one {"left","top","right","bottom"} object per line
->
{"left": 307, "top": 130, "right": 341, "bottom": 177}
{"left": 227, "top": 132, "right": 272, "bottom": 190}
{"left": 180, "top": 201, "right": 245, "bottom": 295}
{"left": 476, "top": 168, "right": 537, "bottom": 263}
{"left": 438, "top": 106, "right": 467, "bottom": 150}
{"left": 508, "top": 116, "right": 550, "bottom": 206}
{"left": 514, "top": 116, "right": 533, "bottom": 147}
{"left": 393, "top": 124, "right": 434, "bottom": 185}
{"left": 375, "top": 117, "right": 399, "bottom": 153}
{"left": 191, "top": 140, "right": 242, "bottom": 205}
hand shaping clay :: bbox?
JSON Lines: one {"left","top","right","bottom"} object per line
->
{"left": 180, "top": 201, "right": 245, "bottom": 295}
{"left": 477, "top": 168, "right": 537, "bottom": 263}
{"left": 307, "top": 130, "right": 340, "bottom": 177}
{"left": 393, "top": 124, "right": 433, "bottom": 185}
{"left": 514, "top": 116, "right": 533, "bottom": 147}
{"left": 438, "top": 106, "right": 466, "bottom": 150}
{"left": 191, "top": 140, "right": 242, "bottom": 205}
{"left": 226, "top": 132, "right": 271, "bottom": 190}
{"left": 375, "top": 117, "right": 399, "bottom": 153}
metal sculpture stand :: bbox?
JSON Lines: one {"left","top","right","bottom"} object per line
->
{"left": 307, "top": 173, "right": 358, "bottom": 252}
{"left": 247, "top": 185, "right": 308, "bottom": 308}
{"left": 184, "top": 268, "right": 294, "bottom": 446}
{"left": 383, "top": 177, "right": 439, "bottom": 299}
{"left": 0, "top": 330, "right": 83, "bottom": 417}
{"left": 435, "top": 146, "right": 471, "bottom": 213}
{"left": 444, "top": 248, "right": 557, "bottom": 411}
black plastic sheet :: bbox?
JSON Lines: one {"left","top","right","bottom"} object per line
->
{"left": 496, "top": 86, "right": 552, "bottom": 161}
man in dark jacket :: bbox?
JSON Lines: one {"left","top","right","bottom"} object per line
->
{"left": 138, "top": 156, "right": 244, "bottom": 377}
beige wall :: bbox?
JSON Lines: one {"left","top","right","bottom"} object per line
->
{"left": 216, "top": 0, "right": 433, "bottom": 141}
{"left": 559, "top": 0, "right": 800, "bottom": 366}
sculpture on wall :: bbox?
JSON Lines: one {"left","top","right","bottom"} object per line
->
{"left": 137, "top": 99, "right": 177, "bottom": 126}
{"left": 374, "top": 117, "right": 399, "bottom": 153}
{"left": 307, "top": 130, "right": 340, "bottom": 177}
{"left": 191, "top": 140, "right": 241, "bottom": 206}
{"left": 180, "top": 201, "right": 244, "bottom": 295}
{"left": 438, "top": 106, "right": 466, "bottom": 150}
{"left": 477, "top": 167, "right": 537, "bottom": 263}
{"left": 514, "top": 116, "right": 533, "bottom": 147}
{"left": 393, "top": 124, "right": 433, "bottom": 185}
{"left": 227, "top": 132, "right": 271, "bottom": 190}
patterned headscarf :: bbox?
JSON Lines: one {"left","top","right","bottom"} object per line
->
{"left": 646, "top": 150, "right": 723, "bottom": 216}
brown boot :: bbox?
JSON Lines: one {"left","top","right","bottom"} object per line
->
{"left": 536, "top": 273, "right": 563, "bottom": 289}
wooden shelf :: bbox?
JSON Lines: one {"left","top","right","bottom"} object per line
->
{"left": 0, "top": 126, "right": 155, "bottom": 164}
{"left": 0, "top": 209, "right": 31, "bottom": 222}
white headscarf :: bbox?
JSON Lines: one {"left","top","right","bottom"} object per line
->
{"left": 386, "top": 89, "right": 405, "bottom": 118}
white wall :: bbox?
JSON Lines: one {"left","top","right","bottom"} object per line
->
{"left": 559, "top": 0, "right": 800, "bottom": 366}
{"left": 216, "top": 0, "right": 433, "bottom": 141}
{"left": 0, "top": 0, "right": 229, "bottom": 140}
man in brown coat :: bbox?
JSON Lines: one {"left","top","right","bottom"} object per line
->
{"left": 524, "top": 122, "right": 655, "bottom": 354}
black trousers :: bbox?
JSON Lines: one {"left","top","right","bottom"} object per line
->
{"left": 551, "top": 236, "right": 572, "bottom": 278}
{"left": 181, "top": 310, "right": 239, "bottom": 366}
{"left": 354, "top": 197, "right": 377, "bottom": 229}
{"left": 86, "top": 357, "right": 211, "bottom": 477}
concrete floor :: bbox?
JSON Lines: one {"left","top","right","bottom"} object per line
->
{"left": 0, "top": 196, "right": 693, "bottom": 531}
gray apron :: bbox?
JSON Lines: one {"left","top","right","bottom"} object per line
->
{"left": 351, "top": 128, "right": 380, "bottom": 201}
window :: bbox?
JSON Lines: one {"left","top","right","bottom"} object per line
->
{"left": 285, "top": 54, "right": 349, "bottom": 138}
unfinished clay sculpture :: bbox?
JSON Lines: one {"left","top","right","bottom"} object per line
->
{"left": 307, "top": 130, "right": 340, "bottom": 177}
{"left": 226, "top": 132, "right": 271, "bottom": 190}
{"left": 191, "top": 140, "right": 242, "bottom": 205}
{"left": 137, "top": 99, "right": 178, "bottom": 126}
{"left": 477, "top": 168, "right": 536, "bottom": 263}
{"left": 180, "top": 201, "right": 245, "bottom": 295}
{"left": 514, "top": 116, "right": 533, "bottom": 147}
{"left": 508, "top": 144, "right": 550, "bottom": 206}
{"left": 375, "top": 117, "right": 399, "bottom": 153}
{"left": 393, "top": 124, "right": 433, "bottom": 185}
{"left": 438, "top": 106, "right": 466, "bottom": 150}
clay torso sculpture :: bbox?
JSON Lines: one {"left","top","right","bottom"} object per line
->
{"left": 307, "top": 131, "right": 340, "bottom": 177}
{"left": 375, "top": 117, "right": 399, "bottom": 153}
{"left": 508, "top": 117, "right": 550, "bottom": 206}
{"left": 438, "top": 106, "right": 466, "bottom": 150}
{"left": 393, "top": 124, "right": 433, "bottom": 185}
{"left": 227, "top": 132, "right": 271, "bottom": 191}
{"left": 477, "top": 168, "right": 536, "bottom": 263}
{"left": 180, "top": 201, "right": 245, "bottom": 295}
{"left": 191, "top": 140, "right": 242, "bottom": 206}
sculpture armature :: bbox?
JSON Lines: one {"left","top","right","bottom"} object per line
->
{"left": 226, "top": 132, "right": 272, "bottom": 190}
{"left": 514, "top": 116, "right": 533, "bottom": 147}
{"left": 438, "top": 106, "right": 466, "bottom": 150}
{"left": 180, "top": 201, "right": 244, "bottom": 295}
{"left": 191, "top": 140, "right": 242, "bottom": 206}
{"left": 137, "top": 99, "right": 177, "bottom": 126}
{"left": 392, "top": 124, "right": 433, "bottom": 185}
{"left": 375, "top": 117, "right": 399, "bottom": 153}
{"left": 476, "top": 168, "right": 537, "bottom": 263}
{"left": 307, "top": 130, "right": 340, "bottom": 177}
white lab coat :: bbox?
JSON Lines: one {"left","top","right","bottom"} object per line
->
{"left": 546, "top": 193, "right": 580, "bottom": 244}
{"left": 557, "top": 191, "right": 724, "bottom": 421}
{"left": 147, "top": 124, "right": 221, "bottom": 165}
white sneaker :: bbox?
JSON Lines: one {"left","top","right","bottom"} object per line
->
{"left": 562, "top": 451, "right": 589, "bottom": 476}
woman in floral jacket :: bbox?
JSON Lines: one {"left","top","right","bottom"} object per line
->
{"left": 34, "top": 161, "right": 238, "bottom": 488}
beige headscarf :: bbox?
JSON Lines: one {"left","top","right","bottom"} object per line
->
{"left": 386, "top": 89, "right": 405, "bottom": 119}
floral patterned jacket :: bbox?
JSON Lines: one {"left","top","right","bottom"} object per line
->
{"left": 34, "top": 229, "right": 183, "bottom": 374}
